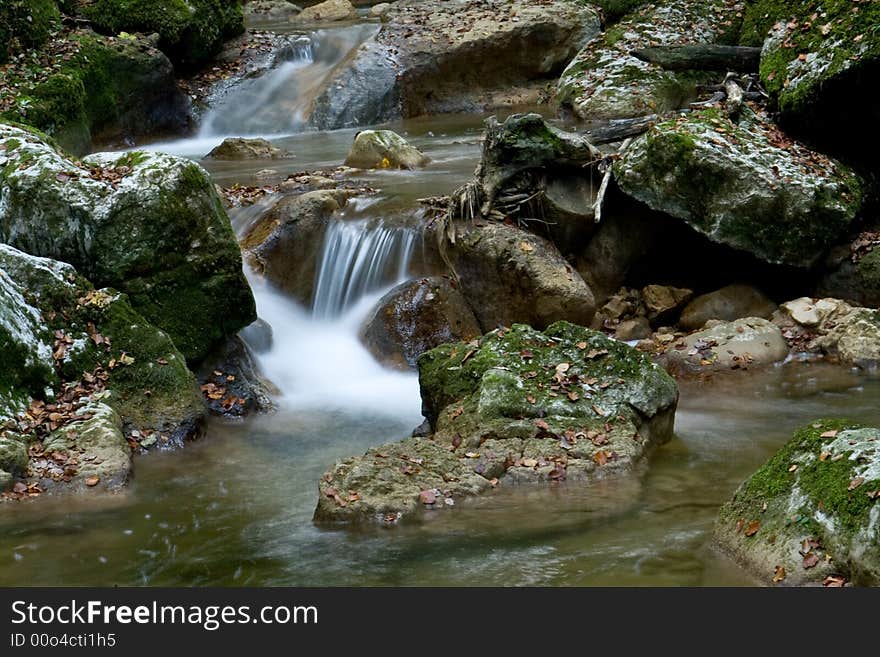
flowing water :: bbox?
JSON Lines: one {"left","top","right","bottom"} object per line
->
{"left": 1, "top": 22, "right": 878, "bottom": 587}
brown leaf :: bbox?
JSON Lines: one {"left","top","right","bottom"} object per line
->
{"left": 593, "top": 450, "right": 609, "bottom": 466}
{"left": 585, "top": 349, "right": 608, "bottom": 360}
{"left": 419, "top": 490, "right": 437, "bottom": 505}
{"left": 820, "top": 430, "right": 838, "bottom": 438}
{"left": 85, "top": 476, "right": 100, "bottom": 487}
{"left": 744, "top": 520, "right": 760, "bottom": 537}
{"left": 521, "top": 458, "right": 538, "bottom": 468}
{"left": 819, "top": 451, "right": 831, "bottom": 461}
{"left": 848, "top": 477, "right": 864, "bottom": 491}
{"left": 567, "top": 391, "right": 579, "bottom": 402}
{"left": 772, "top": 565, "right": 786, "bottom": 583}
{"left": 802, "top": 553, "right": 820, "bottom": 569}
{"left": 822, "top": 575, "right": 847, "bottom": 587}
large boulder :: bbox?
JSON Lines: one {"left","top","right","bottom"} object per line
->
{"left": 818, "top": 238, "right": 880, "bottom": 309}
{"left": 715, "top": 419, "right": 880, "bottom": 586}
{"left": 205, "top": 137, "right": 291, "bottom": 160}
{"left": 241, "top": 189, "right": 356, "bottom": 304}
{"left": 74, "top": 0, "right": 245, "bottom": 70}
{"left": 293, "top": 0, "right": 357, "bottom": 23}
{"left": 679, "top": 284, "right": 777, "bottom": 331}
{"left": 315, "top": 321, "right": 679, "bottom": 522}
{"left": 0, "top": 124, "right": 256, "bottom": 362}
{"left": 663, "top": 317, "right": 790, "bottom": 373}
{"left": 742, "top": 1, "right": 880, "bottom": 161}
{"left": 360, "top": 276, "right": 481, "bottom": 369}
{"left": 556, "top": 0, "right": 740, "bottom": 121}
{"left": 0, "top": 244, "right": 205, "bottom": 442}
{"left": 1, "top": 31, "right": 190, "bottom": 155}
{"left": 446, "top": 221, "right": 596, "bottom": 332}
{"left": 614, "top": 109, "right": 864, "bottom": 268}
{"left": 309, "top": 0, "right": 601, "bottom": 129}
{"left": 344, "top": 130, "right": 429, "bottom": 170}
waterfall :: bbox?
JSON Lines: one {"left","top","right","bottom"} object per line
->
{"left": 312, "top": 220, "right": 416, "bottom": 319}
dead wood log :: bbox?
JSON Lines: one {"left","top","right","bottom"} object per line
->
{"left": 631, "top": 44, "right": 761, "bottom": 73}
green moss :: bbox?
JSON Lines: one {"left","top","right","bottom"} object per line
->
{"left": 593, "top": 0, "right": 648, "bottom": 25}
{"left": 0, "top": 0, "right": 61, "bottom": 61}
{"left": 79, "top": 0, "right": 244, "bottom": 69}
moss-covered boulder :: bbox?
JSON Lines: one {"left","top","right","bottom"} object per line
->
{"left": 315, "top": 321, "right": 678, "bottom": 522}
{"left": 1, "top": 31, "right": 190, "bottom": 155}
{"left": 819, "top": 246, "right": 880, "bottom": 309}
{"left": 344, "top": 130, "right": 429, "bottom": 170}
{"left": 0, "top": 124, "right": 256, "bottom": 362}
{"left": 0, "top": 244, "right": 204, "bottom": 441}
{"left": 742, "top": 1, "right": 880, "bottom": 160}
{"left": 613, "top": 109, "right": 863, "bottom": 268}
{"left": 74, "top": 0, "right": 244, "bottom": 70}
{"left": 715, "top": 419, "right": 880, "bottom": 586}
{"left": 556, "top": 0, "right": 740, "bottom": 121}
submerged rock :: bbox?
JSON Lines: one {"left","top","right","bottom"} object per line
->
{"left": 361, "top": 276, "right": 481, "bottom": 369}
{"left": 679, "top": 284, "right": 777, "bottom": 331}
{"left": 557, "top": 0, "right": 740, "bottom": 120}
{"left": 446, "top": 221, "right": 596, "bottom": 333}
{"left": 309, "top": 0, "right": 600, "bottom": 128}
{"left": 197, "top": 336, "right": 277, "bottom": 417}
{"left": 614, "top": 109, "right": 863, "bottom": 268}
{"left": 663, "top": 317, "right": 790, "bottom": 372}
{"left": 0, "top": 124, "right": 256, "bottom": 362}
{"left": 315, "top": 322, "right": 678, "bottom": 522}
{"left": 206, "top": 137, "right": 291, "bottom": 160}
{"left": 715, "top": 419, "right": 880, "bottom": 586}
{"left": 344, "top": 130, "right": 429, "bottom": 170}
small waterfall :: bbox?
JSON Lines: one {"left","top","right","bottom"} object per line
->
{"left": 312, "top": 220, "right": 416, "bottom": 319}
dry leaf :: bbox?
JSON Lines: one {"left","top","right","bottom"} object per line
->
{"left": 745, "top": 520, "right": 760, "bottom": 537}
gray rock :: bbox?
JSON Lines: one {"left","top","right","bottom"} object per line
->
{"left": 293, "top": 0, "right": 357, "bottom": 23}
{"left": 344, "top": 130, "right": 429, "bottom": 170}
{"left": 206, "top": 137, "right": 292, "bottom": 160}
{"left": 664, "top": 317, "right": 790, "bottom": 372}
{"left": 679, "top": 284, "right": 777, "bottom": 331}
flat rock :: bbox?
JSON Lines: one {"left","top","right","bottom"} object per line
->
{"left": 664, "top": 317, "right": 790, "bottom": 372}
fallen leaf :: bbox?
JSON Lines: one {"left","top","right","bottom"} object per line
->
{"left": 419, "top": 490, "right": 437, "bottom": 505}
{"left": 745, "top": 520, "right": 760, "bottom": 537}
{"left": 788, "top": 464, "right": 798, "bottom": 472}
{"left": 819, "top": 451, "right": 831, "bottom": 461}
{"left": 567, "top": 391, "right": 579, "bottom": 402}
{"left": 820, "top": 430, "right": 838, "bottom": 438}
{"left": 85, "top": 476, "right": 100, "bottom": 487}
{"left": 822, "top": 575, "right": 846, "bottom": 587}
{"left": 772, "top": 565, "right": 786, "bottom": 583}
{"left": 522, "top": 458, "right": 538, "bottom": 468}
{"left": 848, "top": 477, "right": 864, "bottom": 491}
{"left": 802, "top": 553, "right": 820, "bottom": 569}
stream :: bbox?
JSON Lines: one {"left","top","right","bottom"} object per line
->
{"left": 0, "top": 21, "right": 878, "bottom": 587}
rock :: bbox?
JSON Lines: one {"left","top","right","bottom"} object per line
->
{"left": 1, "top": 32, "right": 190, "bottom": 155}
{"left": 743, "top": 1, "right": 880, "bottom": 162}
{"left": 664, "top": 317, "right": 790, "bottom": 372}
{"left": 715, "top": 419, "right": 880, "bottom": 586}
{"left": 679, "top": 284, "right": 777, "bottom": 331}
{"left": 0, "top": 436, "right": 28, "bottom": 477}
{"left": 641, "top": 285, "right": 693, "bottom": 325}
{"left": 309, "top": 0, "right": 600, "bottom": 129}
{"left": 0, "top": 243, "right": 205, "bottom": 442}
{"left": 810, "top": 303, "right": 880, "bottom": 369}
{"left": 557, "top": 0, "right": 739, "bottom": 121}
{"left": 242, "top": 189, "right": 356, "bottom": 305}
{"left": 315, "top": 321, "right": 678, "bottom": 522}
{"left": 0, "top": 470, "right": 11, "bottom": 491}
{"left": 76, "top": 0, "right": 245, "bottom": 70}
{"left": 819, "top": 245, "right": 880, "bottom": 309}
{"left": 614, "top": 109, "right": 864, "bottom": 268}
{"left": 615, "top": 317, "right": 652, "bottom": 342}
{"left": 361, "top": 276, "right": 481, "bottom": 369}
{"left": 245, "top": 0, "right": 301, "bottom": 23}
{"left": 206, "top": 137, "right": 291, "bottom": 160}
{"left": 240, "top": 318, "right": 274, "bottom": 353}
{"left": 293, "top": 0, "right": 357, "bottom": 23}
{"left": 0, "top": 124, "right": 256, "bottom": 362}
{"left": 344, "top": 130, "right": 429, "bottom": 170}
{"left": 779, "top": 297, "right": 839, "bottom": 328}
{"left": 370, "top": 3, "right": 391, "bottom": 19}
{"left": 39, "top": 403, "right": 132, "bottom": 492}
{"left": 197, "top": 337, "right": 277, "bottom": 417}
{"left": 447, "top": 221, "right": 596, "bottom": 332}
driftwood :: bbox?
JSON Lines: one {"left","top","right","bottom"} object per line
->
{"left": 723, "top": 73, "right": 744, "bottom": 120}
{"left": 593, "top": 138, "right": 632, "bottom": 225}
{"left": 584, "top": 115, "right": 659, "bottom": 145}
{"left": 631, "top": 44, "right": 761, "bottom": 73}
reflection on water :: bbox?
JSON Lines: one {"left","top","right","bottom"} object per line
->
{"left": 1, "top": 363, "right": 877, "bottom": 586}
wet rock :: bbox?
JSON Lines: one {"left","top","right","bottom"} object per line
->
{"left": 315, "top": 322, "right": 678, "bottom": 522}
{"left": 715, "top": 419, "right": 880, "bottom": 586}
{"left": 39, "top": 403, "right": 132, "bottom": 493}
{"left": 197, "top": 337, "right": 277, "bottom": 417}
{"left": 679, "top": 284, "right": 777, "bottom": 331}
{"left": 664, "top": 317, "right": 790, "bottom": 372}
{"left": 309, "top": 0, "right": 600, "bottom": 129}
{"left": 245, "top": 0, "right": 302, "bottom": 23}
{"left": 293, "top": 0, "right": 357, "bottom": 23}
{"left": 779, "top": 297, "right": 839, "bottom": 328}
{"left": 0, "top": 243, "right": 205, "bottom": 443}
{"left": 361, "top": 276, "right": 481, "bottom": 369}
{"left": 447, "top": 221, "right": 596, "bottom": 332}
{"left": 744, "top": 1, "right": 880, "bottom": 162}
{"left": 615, "top": 317, "right": 652, "bottom": 342}
{"left": 206, "top": 137, "right": 292, "bottom": 160}
{"left": 614, "top": 109, "right": 864, "bottom": 268}
{"left": 0, "top": 124, "right": 256, "bottom": 363}
{"left": 242, "top": 189, "right": 356, "bottom": 305}
{"left": 344, "top": 130, "right": 429, "bottom": 170}
{"left": 810, "top": 303, "right": 880, "bottom": 369}
{"left": 0, "top": 436, "right": 28, "bottom": 478}
{"left": 557, "top": 0, "right": 739, "bottom": 121}
{"left": 641, "top": 285, "right": 693, "bottom": 325}
{"left": 240, "top": 318, "right": 274, "bottom": 354}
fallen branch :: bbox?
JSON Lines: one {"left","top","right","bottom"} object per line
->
{"left": 631, "top": 44, "right": 761, "bottom": 73}
{"left": 584, "top": 115, "right": 659, "bottom": 145}
{"left": 593, "top": 138, "right": 632, "bottom": 225}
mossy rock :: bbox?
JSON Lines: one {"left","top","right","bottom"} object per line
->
{"left": 75, "top": 0, "right": 245, "bottom": 70}
{"left": 819, "top": 249, "right": 880, "bottom": 309}
{"left": 0, "top": 0, "right": 61, "bottom": 62}
{"left": 0, "top": 243, "right": 204, "bottom": 440}
{"left": 613, "top": 108, "right": 864, "bottom": 268}
{"left": 1, "top": 31, "right": 189, "bottom": 155}
{"left": 556, "top": 0, "right": 741, "bottom": 120}
{"left": 0, "top": 124, "right": 256, "bottom": 362}
{"left": 315, "top": 322, "right": 679, "bottom": 523}
{"left": 715, "top": 419, "right": 880, "bottom": 586}
{"left": 742, "top": 1, "right": 880, "bottom": 161}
